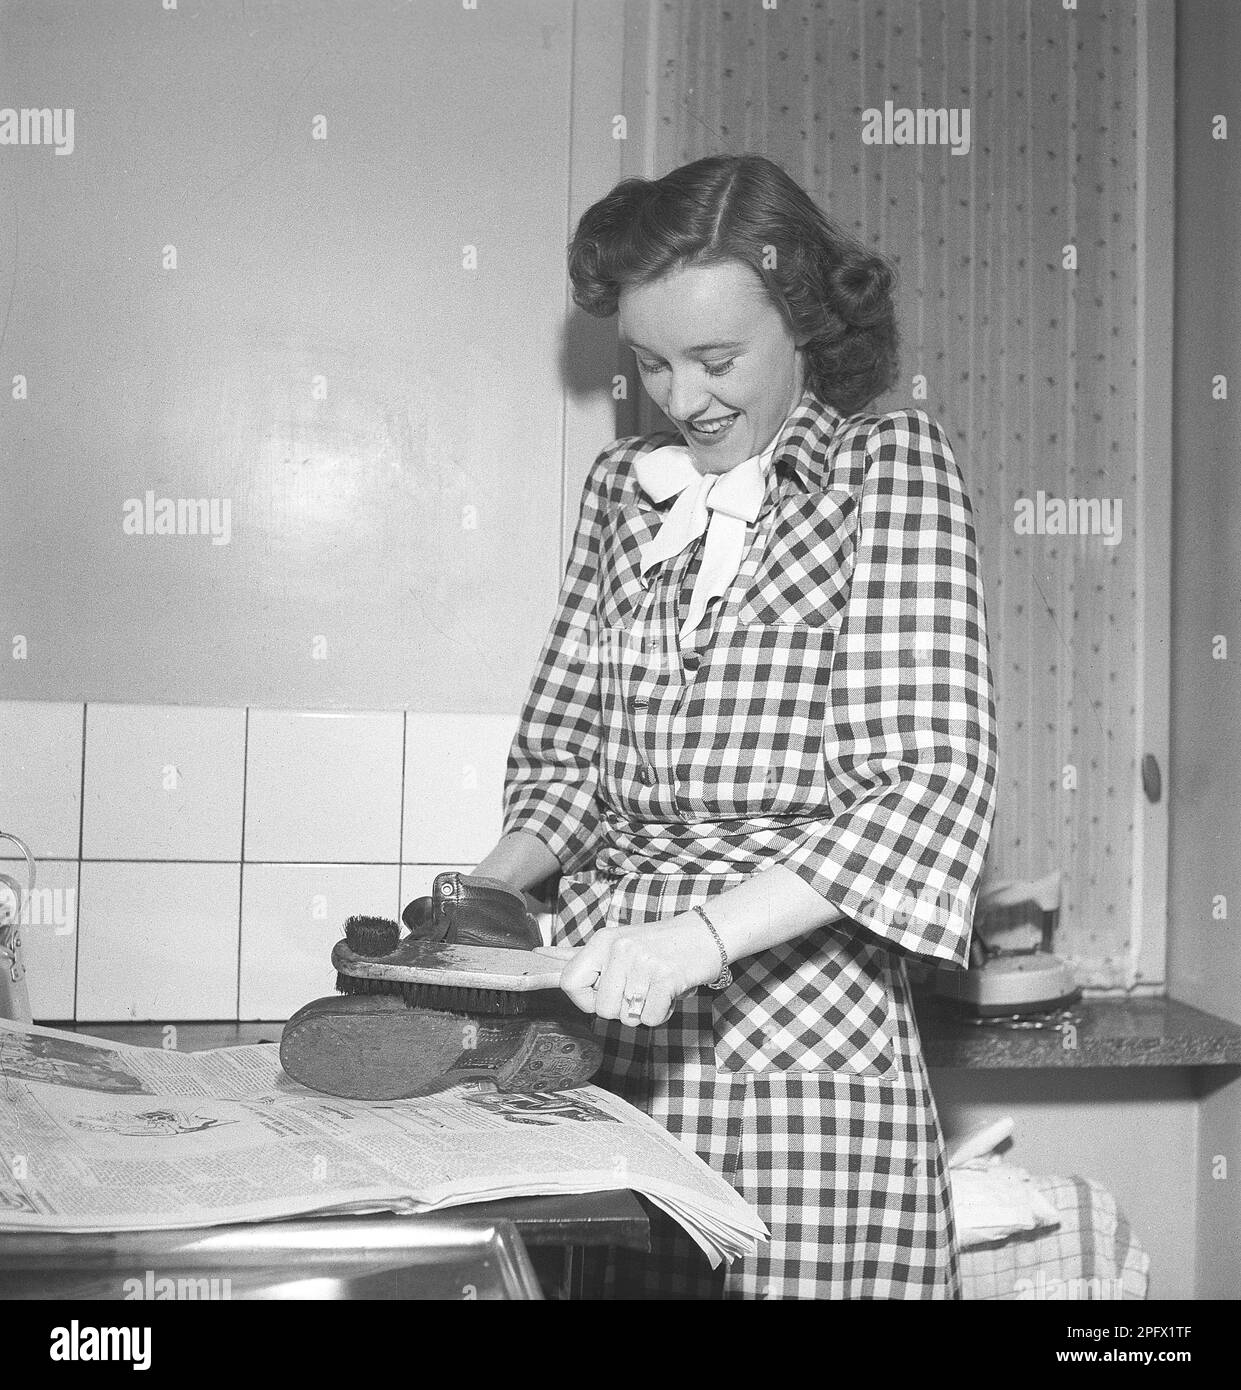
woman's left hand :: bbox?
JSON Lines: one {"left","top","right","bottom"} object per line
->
{"left": 557, "top": 915, "right": 723, "bottom": 1027}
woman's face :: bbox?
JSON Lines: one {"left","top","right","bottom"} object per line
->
{"left": 618, "top": 259, "right": 805, "bottom": 475}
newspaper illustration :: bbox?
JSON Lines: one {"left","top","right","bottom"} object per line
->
{"left": 0, "top": 1019, "right": 766, "bottom": 1267}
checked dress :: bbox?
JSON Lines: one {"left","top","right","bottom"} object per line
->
{"left": 503, "top": 394, "right": 999, "bottom": 1298}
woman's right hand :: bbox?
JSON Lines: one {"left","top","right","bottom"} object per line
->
{"left": 557, "top": 915, "right": 720, "bottom": 1028}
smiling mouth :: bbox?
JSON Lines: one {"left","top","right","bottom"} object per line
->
{"left": 684, "top": 412, "right": 740, "bottom": 440}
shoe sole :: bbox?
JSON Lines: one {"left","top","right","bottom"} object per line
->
{"left": 279, "top": 995, "right": 602, "bottom": 1101}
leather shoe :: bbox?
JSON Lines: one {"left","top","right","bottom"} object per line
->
{"left": 280, "top": 994, "right": 602, "bottom": 1101}
{"left": 401, "top": 871, "right": 541, "bottom": 951}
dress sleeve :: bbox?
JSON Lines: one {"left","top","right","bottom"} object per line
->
{"left": 501, "top": 451, "right": 611, "bottom": 875}
{"left": 781, "top": 410, "right": 999, "bottom": 966}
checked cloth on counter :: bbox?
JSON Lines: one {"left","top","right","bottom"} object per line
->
{"left": 504, "top": 394, "right": 999, "bottom": 1298}
{"left": 960, "top": 1175, "right": 1151, "bottom": 1301}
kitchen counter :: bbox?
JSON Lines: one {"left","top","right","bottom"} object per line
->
{"left": 914, "top": 993, "right": 1241, "bottom": 1069}
{"left": 65, "top": 997, "right": 1241, "bottom": 1073}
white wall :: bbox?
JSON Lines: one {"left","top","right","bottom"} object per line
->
{"left": 0, "top": 0, "right": 582, "bottom": 713}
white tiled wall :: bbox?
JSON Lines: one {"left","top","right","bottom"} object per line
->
{"left": 83, "top": 705, "right": 247, "bottom": 860}
{"left": 0, "top": 701, "right": 518, "bottom": 1022}
{"left": 76, "top": 862, "right": 242, "bottom": 1021}
{"left": 403, "top": 714, "right": 519, "bottom": 863}
{"left": 244, "top": 711, "right": 405, "bottom": 863}
{"left": 0, "top": 702, "right": 84, "bottom": 858}
{"left": 238, "top": 863, "right": 402, "bottom": 1021}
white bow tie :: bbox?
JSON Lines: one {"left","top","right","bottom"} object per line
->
{"left": 632, "top": 434, "right": 781, "bottom": 639}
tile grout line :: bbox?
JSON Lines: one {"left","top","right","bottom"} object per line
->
{"left": 55, "top": 858, "right": 428, "bottom": 866}
{"left": 236, "top": 708, "right": 250, "bottom": 1022}
{"left": 397, "top": 711, "right": 408, "bottom": 918}
{"left": 72, "top": 703, "right": 88, "bottom": 1021}
{"left": 10, "top": 858, "right": 457, "bottom": 866}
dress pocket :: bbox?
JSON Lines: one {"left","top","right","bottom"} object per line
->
{"left": 675, "top": 620, "right": 834, "bottom": 815}
{"left": 737, "top": 489, "right": 856, "bottom": 627}
{"left": 712, "top": 926, "right": 899, "bottom": 1079}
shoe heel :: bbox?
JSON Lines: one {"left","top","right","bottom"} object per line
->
{"left": 488, "top": 1018, "right": 604, "bottom": 1092}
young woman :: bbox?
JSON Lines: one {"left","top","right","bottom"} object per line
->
{"left": 472, "top": 154, "right": 998, "bottom": 1298}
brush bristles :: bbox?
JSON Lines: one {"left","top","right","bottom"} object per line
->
{"left": 334, "top": 971, "right": 535, "bottom": 1016}
{"left": 409, "top": 984, "right": 538, "bottom": 1016}
{"left": 343, "top": 915, "right": 401, "bottom": 958}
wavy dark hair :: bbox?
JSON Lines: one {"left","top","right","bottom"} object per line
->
{"left": 568, "top": 154, "right": 899, "bottom": 415}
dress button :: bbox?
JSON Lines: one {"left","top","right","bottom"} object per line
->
{"left": 640, "top": 765, "right": 657, "bottom": 786}
{"left": 682, "top": 652, "right": 700, "bottom": 673}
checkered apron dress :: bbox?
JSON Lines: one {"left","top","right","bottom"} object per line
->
{"left": 504, "top": 397, "right": 999, "bottom": 1299}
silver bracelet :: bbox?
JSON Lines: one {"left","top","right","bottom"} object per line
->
{"left": 693, "top": 905, "right": 733, "bottom": 991}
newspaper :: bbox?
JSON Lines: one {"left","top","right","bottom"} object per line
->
{"left": 0, "top": 1018, "right": 766, "bottom": 1268}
